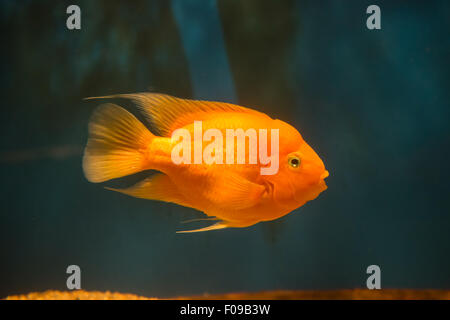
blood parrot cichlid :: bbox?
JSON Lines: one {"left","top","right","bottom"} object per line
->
{"left": 82, "top": 93, "right": 329, "bottom": 232}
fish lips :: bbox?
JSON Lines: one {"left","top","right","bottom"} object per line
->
{"left": 320, "top": 170, "right": 329, "bottom": 180}
{"left": 294, "top": 170, "right": 329, "bottom": 203}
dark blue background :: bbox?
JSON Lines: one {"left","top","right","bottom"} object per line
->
{"left": 0, "top": 0, "right": 449, "bottom": 298}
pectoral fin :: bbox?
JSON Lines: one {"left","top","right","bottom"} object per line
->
{"left": 206, "top": 172, "right": 267, "bottom": 211}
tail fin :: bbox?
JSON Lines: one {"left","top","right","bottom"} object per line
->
{"left": 83, "top": 103, "right": 154, "bottom": 183}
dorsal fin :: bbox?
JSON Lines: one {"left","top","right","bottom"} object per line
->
{"left": 85, "top": 93, "right": 268, "bottom": 137}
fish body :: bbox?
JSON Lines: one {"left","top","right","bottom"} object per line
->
{"left": 83, "top": 93, "right": 329, "bottom": 232}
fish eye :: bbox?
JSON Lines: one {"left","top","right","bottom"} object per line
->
{"left": 288, "top": 156, "right": 301, "bottom": 168}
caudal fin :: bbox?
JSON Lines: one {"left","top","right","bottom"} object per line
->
{"left": 83, "top": 103, "right": 154, "bottom": 183}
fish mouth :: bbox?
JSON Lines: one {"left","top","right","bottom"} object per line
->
{"left": 320, "top": 170, "right": 329, "bottom": 180}
{"left": 317, "top": 170, "right": 329, "bottom": 193}
{"left": 295, "top": 180, "right": 327, "bottom": 203}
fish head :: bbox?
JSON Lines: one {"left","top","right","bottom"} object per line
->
{"left": 266, "top": 120, "right": 329, "bottom": 207}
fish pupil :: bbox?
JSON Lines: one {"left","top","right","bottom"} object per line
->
{"left": 289, "top": 157, "right": 300, "bottom": 168}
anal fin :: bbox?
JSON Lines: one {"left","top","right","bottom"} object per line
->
{"left": 105, "top": 173, "right": 192, "bottom": 208}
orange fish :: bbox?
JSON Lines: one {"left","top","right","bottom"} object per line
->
{"left": 83, "top": 93, "right": 329, "bottom": 233}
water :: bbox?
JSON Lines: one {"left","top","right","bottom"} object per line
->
{"left": 0, "top": 0, "right": 449, "bottom": 298}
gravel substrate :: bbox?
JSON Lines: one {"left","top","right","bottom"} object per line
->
{"left": 4, "top": 289, "right": 450, "bottom": 300}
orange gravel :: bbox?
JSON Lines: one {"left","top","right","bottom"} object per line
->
{"left": 5, "top": 290, "right": 155, "bottom": 300}
{"left": 4, "top": 289, "right": 450, "bottom": 300}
